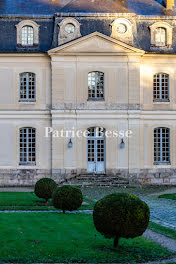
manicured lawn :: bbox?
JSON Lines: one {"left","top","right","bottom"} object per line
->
{"left": 159, "top": 193, "right": 176, "bottom": 200}
{"left": 149, "top": 222, "right": 176, "bottom": 240}
{"left": 0, "top": 192, "right": 94, "bottom": 210}
{"left": 0, "top": 213, "right": 172, "bottom": 263}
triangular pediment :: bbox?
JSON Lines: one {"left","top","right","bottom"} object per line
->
{"left": 48, "top": 32, "right": 145, "bottom": 55}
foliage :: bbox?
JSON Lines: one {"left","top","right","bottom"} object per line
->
{"left": 34, "top": 178, "right": 57, "bottom": 202}
{"left": 159, "top": 193, "right": 176, "bottom": 200}
{"left": 93, "top": 193, "right": 150, "bottom": 247}
{"left": 52, "top": 185, "right": 83, "bottom": 213}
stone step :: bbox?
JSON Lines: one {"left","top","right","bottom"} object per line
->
{"left": 75, "top": 176, "right": 127, "bottom": 180}
{"left": 61, "top": 173, "right": 130, "bottom": 187}
{"left": 63, "top": 182, "right": 129, "bottom": 187}
{"left": 69, "top": 180, "right": 129, "bottom": 185}
{"left": 72, "top": 176, "right": 128, "bottom": 181}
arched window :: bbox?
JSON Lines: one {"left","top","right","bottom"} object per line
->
{"left": 155, "top": 27, "right": 167, "bottom": 47}
{"left": 88, "top": 71, "right": 104, "bottom": 100}
{"left": 19, "top": 72, "right": 36, "bottom": 102}
{"left": 154, "top": 127, "right": 170, "bottom": 164}
{"left": 19, "top": 127, "right": 36, "bottom": 165}
{"left": 153, "top": 73, "right": 169, "bottom": 101}
{"left": 22, "top": 26, "right": 34, "bottom": 46}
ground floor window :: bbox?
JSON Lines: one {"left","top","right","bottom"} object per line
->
{"left": 19, "top": 127, "right": 36, "bottom": 165}
{"left": 154, "top": 127, "right": 170, "bottom": 164}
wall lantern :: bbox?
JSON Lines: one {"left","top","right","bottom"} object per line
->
{"left": 120, "top": 138, "right": 125, "bottom": 149}
{"left": 68, "top": 138, "right": 73, "bottom": 148}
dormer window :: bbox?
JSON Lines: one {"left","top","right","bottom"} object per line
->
{"left": 22, "top": 26, "right": 34, "bottom": 46}
{"left": 16, "top": 20, "right": 40, "bottom": 48}
{"left": 58, "top": 18, "right": 81, "bottom": 45}
{"left": 111, "top": 18, "right": 133, "bottom": 45}
{"left": 150, "top": 22, "right": 172, "bottom": 49}
{"left": 155, "top": 27, "right": 166, "bottom": 47}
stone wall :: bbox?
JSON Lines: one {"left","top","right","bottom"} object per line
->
{"left": 0, "top": 169, "right": 51, "bottom": 186}
{"left": 52, "top": 168, "right": 176, "bottom": 186}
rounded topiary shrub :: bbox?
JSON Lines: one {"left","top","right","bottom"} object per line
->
{"left": 52, "top": 185, "right": 83, "bottom": 213}
{"left": 34, "top": 178, "right": 57, "bottom": 202}
{"left": 93, "top": 193, "right": 150, "bottom": 247}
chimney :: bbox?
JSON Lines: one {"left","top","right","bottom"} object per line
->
{"left": 164, "top": 0, "right": 175, "bottom": 9}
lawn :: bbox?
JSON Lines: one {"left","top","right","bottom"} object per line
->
{"left": 0, "top": 213, "right": 173, "bottom": 263}
{"left": 0, "top": 192, "right": 94, "bottom": 210}
{"left": 159, "top": 193, "right": 176, "bottom": 200}
{"left": 149, "top": 222, "right": 176, "bottom": 240}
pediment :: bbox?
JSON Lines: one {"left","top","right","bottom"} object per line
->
{"left": 48, "top": 32, "right": 145, "bottom": 55}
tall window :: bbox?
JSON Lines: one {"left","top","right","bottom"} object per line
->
{"left": 19, "top": 127, "right": 36, "bottom": 165}
{"left": 88, "top": 71, "right": 104, "bottom": 100}
{"left": 19, "top": 72, "right": 36, "bottom": 102}
{"left": 153, "top": 73, "right": 169, "bottom": 101}
{"left": 155, "top": 27, "right": 166, "bottom": 47}
{"left": 22, "top": 26, "right": 34, "bottom": 46}
{"left": 154, "top": 127, "right": 170, "bottom": 164}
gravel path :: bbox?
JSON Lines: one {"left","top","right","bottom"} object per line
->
{"left": 140, "top": 197, "right": 176, "bottom": 230}
{"left": 0, "top": 209, "right": 93, "bottom": 214}
{"left": 142, "top": 257, "right": 176, "bottom": 264}
{"left": 0, "top": 187, "right": 33, "bottom": 192}
{"left": 143, "top": 229, "right": 176, "bottom": 252}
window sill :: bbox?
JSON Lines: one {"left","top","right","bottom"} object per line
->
{"left": 87, "top": 98, "right": 105, "bottom": 101}
{"left": 17, "top": 44, "right": 39, "bottom": 49}
{"left": 153, "top": 101, "right": 170, "bottom": 104}
{"left": 18, "top": 164, "right": 36, "bottom": 169}
{"left": 150, "top": 46, "right": 173, "bottom": 50}
{"left": 153, "top": 163, "right": 171, "bottom": 168}
{"left": 19, "top": 101, "right": 36, "bottom": 104}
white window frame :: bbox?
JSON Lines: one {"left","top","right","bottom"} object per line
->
{"left": 153, "top": 73, "right": 169, "bottom": 102}
{"left": 21, "top": 26, "right": 34, "bottom": 46}
{"left": 19, "top": 72, "right": 36, "bottom": 102}
{"left": 155, "top": 27, "right": 167, "bottom": 47}
{"left": 88, "top": 71, "right": 104, "bottom": 100}
{"left": 154, "top": 127, "right": 170, "bottom": 164}
{"left": 19, "top": 127, "right": 36, "bottom": 165}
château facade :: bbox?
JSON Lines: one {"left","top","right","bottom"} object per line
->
{"left": 0, "top": 0, "right": 176, "bottom": 186}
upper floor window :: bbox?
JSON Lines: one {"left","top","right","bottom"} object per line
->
{"left": 22, "top": 26, "right": 34, "bottom": 46}
{"left": 19, "top": 72, "right": 36, "bottom": 102}
{"left": 16, "top": 20, "right": 40, "bottom": 47}
{"left": 88, "top": 71, "right": 104, "bottom": 100}
{"left": 155, "top": 27, "right": 166, "bottom": 47}
{"left": 150, "top": 22, "right": 173, "bottom": 48}
{"left": 19, "top": 127, "right": 36, "bottom": 165}
{"left": 154, "top": 127, "right": 170, "bottom": 164}
{"left": 153, "top": 73, "right": 169, "bottom": 102}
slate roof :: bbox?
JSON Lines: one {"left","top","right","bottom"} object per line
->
{"left": 0, "top": 0, "right": 171, "bottom": 16}
{"left": 0, "top": 0, "right": 176, "bottom": 53}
